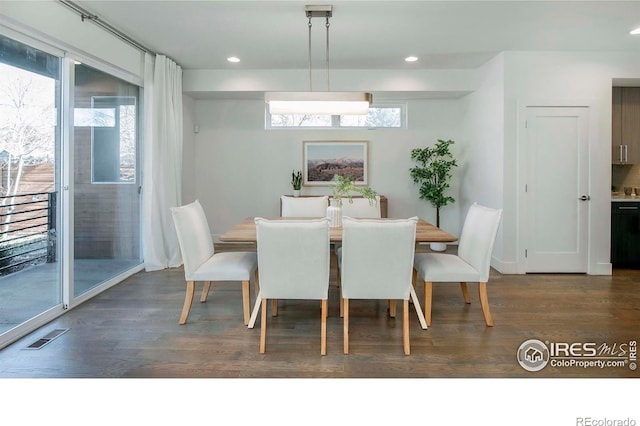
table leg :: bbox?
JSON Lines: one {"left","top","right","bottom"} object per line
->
{"left": 409, "top": 286, "right": 427, "bottom": 330}
{"left": 248, "top": 292, "right": 263, "bottom": 329}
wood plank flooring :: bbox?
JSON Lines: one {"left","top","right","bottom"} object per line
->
{"left": 0, "top": 252, "right": 638, "bottom": 378}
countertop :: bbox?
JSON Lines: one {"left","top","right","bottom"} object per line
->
{"left": 612, "top": 194, "right": 640, "bottom": 202}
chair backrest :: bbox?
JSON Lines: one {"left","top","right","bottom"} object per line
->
{"left": 340, "top": 216, "right": 418, "bottom": 300}
{"left": 255, "top": 217, "right": 330, "bottom": 300}
{"left": 340, "top": 195, "right": 381, "bottom": 218}
{"left": 171, "top": 200, "right": 215, "bottom": 280}
{"left": 280, "top": 195, "right": 328, "bottom": 217}
{"left": 457, "top": 203, "right": 503, "bottom": 282}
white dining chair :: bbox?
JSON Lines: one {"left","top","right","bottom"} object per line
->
{"left": 171, "top": 200, "right": 258, "bottom": 325}
{"left": 275, "top": 195, "right": 329, "bottom": 316}
{"left": 253, "top": 217, "right": 331, "bottom": 355}
{"left": 280, "top": 195, "right": 328, "bottom": 217}
{"left": 340, "top": 195, "right": 381, "bottom": 218}
{"left": 333, "top": 195, "right": 381, "bottom": 262}
{"left": 413, "top": 203, "right": 502, "bottom": 326}
{"left": 338, "top": 216, "right": 418, "bottom": 355}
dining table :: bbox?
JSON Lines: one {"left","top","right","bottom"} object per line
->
{"left": 219, "top": 216, "right": 458, "bottom": 330}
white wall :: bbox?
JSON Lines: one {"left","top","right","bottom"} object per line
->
{"left": 182, "top": 94, "right": 197, "bottom": 204}
{"left": 193, "top": 98, "right": 466, "bottom": 241}
{"left": 459, "top": 54, "right": 506, "bottom": 269}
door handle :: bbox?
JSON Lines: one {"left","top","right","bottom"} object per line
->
{"left": 625, "top": 145, "right": 629, "bottom": 163}
{"left": 619, "top": 145, "right": 624, "bottom": 163}
{"left": 579, "top": 195, "right": 591, "bottom": 201}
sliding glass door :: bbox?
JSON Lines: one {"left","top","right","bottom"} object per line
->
{"left": 72, "top": 63, "right": 141, "bottom": 297}
{"left": 0, "top": 31, "right": 143, "bottom": 348}
{"left": 0, "top": 34, "right": 62, "bottom": 336}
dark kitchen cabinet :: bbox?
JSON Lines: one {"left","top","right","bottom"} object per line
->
{"left": 611, "top": 202, "right": 640, "bottom": 267}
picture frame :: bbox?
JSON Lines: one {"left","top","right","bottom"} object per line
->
{"left": 303, "top": 140, "right": 369, "bottom": 186}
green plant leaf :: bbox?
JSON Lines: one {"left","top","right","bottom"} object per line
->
{"left": 291, "top": 169, "right": 302, "bottom": 190}
{"left": 330, "top": 175, "right": 377, "bottom": 206}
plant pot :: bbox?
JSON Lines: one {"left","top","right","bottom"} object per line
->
{"left": 430, "top": 242, "right": 447, "bottom": 252}
{"left": 326, "top": 198, "right": 342, "bottom": 228}
{"left": 293, "top": 189, "right": 300, "bottom": 197}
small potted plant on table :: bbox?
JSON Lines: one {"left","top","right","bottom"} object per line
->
{"left": 291, "top": 170, "right": 302, "bottom": 197}
{"left": 327, "top": 175, "right": 377, "bottom": 227}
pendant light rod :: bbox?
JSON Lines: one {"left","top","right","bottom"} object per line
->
{"left": 265, "top": 4, "right": 373, "bottom": 115}
{"left": 305, "top": 5, "right": 333, "bottom": 91}
{"left": 326, "top": 14, "right": 330, "bottom": 91}
{"left": 308, "top": 14, "right": 313, "bottom": 91}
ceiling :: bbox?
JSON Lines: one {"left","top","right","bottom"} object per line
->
{"left": 73, "top": 0, "right": 640, "bottom": 71}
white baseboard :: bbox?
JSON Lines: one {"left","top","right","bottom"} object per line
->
{"left": 590, "top": 262, "right": 612, "bottom": 276}
{"left": 491, "top": 256, "right": 521, "bottom": 274}
{"left": 491, "top": 259, "right": 613, "bottom": 276}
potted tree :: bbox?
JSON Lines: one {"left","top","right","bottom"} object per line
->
{"left": 409, "top": 139, "right": 458, "bottom": 251}
{"left": 291, "top": 170, "right": 302, "bottom": 197}
{"left": 327, "top": 175, "right": 377, "bottom": 227}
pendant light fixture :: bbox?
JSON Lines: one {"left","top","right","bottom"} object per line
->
{"left": 265, "top": 5, "right": 373, "bottom": 115}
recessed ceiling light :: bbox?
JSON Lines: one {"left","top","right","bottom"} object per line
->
{"left": 227, "top": 56, "right": 240, "bottom": 63}
{"left": 405, "top": 56, "right": 418, "bottom": 63}
{"left": 630, "top": 28, "right": 640, "bottom": 35}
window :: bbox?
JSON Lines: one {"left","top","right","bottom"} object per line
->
{"left": 74, "top": 95, "right": 137, "bottom": 184}
{"left": 267, "top": 105, "right": 406, "bottom": 129}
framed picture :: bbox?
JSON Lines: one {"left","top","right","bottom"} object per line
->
{"left": 303, "top": 140, "right": 369, "bottom": 186}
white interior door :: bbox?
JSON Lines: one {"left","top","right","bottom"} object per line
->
{"left": 524, "top": 106, "right": 589, "bottom": 273}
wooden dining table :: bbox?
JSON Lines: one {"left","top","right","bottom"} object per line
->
{"left": 219, "top": 217, "right": 458, "bottom": 330}
{"left": 219, "top": 217, "right": 458, "bottom": 245}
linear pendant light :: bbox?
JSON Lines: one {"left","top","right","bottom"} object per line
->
{"left": 265, "top": 5, "right": 373, "bottom": 115}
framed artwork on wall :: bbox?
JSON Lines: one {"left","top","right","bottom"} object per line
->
{"left": 303, "top": 140, "right": 369, "bottom": 186}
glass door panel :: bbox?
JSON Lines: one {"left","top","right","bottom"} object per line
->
{"left": 73, "top": 64, "right": 141, "bottom": 297}
{"left": 0, "top": 35, "right": 62, "bottom": 335}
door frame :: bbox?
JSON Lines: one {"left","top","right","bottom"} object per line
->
{"left": 516, "top": 99, "right": 600, "bottom": 274}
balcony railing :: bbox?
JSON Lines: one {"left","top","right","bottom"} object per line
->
{"left": 0, "top": 191, "right": 56, "bottom": 276}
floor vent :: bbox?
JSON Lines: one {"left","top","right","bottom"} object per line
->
{"left": 24, "top": 328, "right": 69, "bottom": 350}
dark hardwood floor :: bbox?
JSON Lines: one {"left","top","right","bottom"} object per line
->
{"left": 0, "top": 252, "right": 638, "bottom": 379}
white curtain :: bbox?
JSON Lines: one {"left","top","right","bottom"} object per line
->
{"left": 142, "top": 53, "right": 183, "bottom": 271}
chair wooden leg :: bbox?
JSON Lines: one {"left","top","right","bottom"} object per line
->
{"left": 254, "top": 269, "right": 260, "bottom": 294}
{"left": 411, "top": 269, "right": 418, "bottom": 304}
{"left": 200, "top": 281, "right": 211, "bottom": 302}
{"left": 343, "top": 299, "right": 349, "bottom": 354}
{"left": 478, "top": 282, "right": 494, "bottom": 326}
{"left": 321, "top": 300, "right": 327, "bottom": 355}
{"left": 338, "top": 269, "right": 344, "bottom": 318}
{"left": 241, "top": 280, "right": 250, "bottom": 325}
{"left": 179, "top": 280, "right": 196, "bottom": 325}
{"left": 331, "top": 249, "right": 339, "bottom": 288}
{"left": 260, "top": 298, "right": 268, "bottom": 353}
{"left": 403, "top": 299, "right": 410, "bottom": 355}
{"left": 338, "top": 268, "right": 344, "bottom": 318}
{"left": 389, "top": 300, "right": 396, "bottom": 318}
{"left": 424, "top": 281, "right": 433, "bottom": 327}
{"left": 272, "top": 299, "right": 278, "bottom": 317}
{"left": 460, "top": 282, "right": 471, "bottom": 304}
